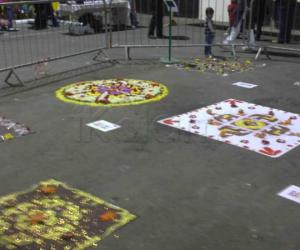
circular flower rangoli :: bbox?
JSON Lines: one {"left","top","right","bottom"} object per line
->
{"left": 56, "top": 79, "right": 168, "bottom": 107}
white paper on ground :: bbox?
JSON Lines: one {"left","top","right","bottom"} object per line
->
{"left": 86, "top": 120, "right": 120, "bottom": 132}
{"left": 278, "top": 185, "right": 300, "bottom": 204}
{"left": 232, "top": 82, "right": 258, "bottom": 89}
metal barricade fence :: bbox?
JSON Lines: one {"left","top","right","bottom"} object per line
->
{"left": 0, "top": 0, "right": 111, "bottom": 86}
{"left": 0, "top": 0, "right": 299, "bottom": 87}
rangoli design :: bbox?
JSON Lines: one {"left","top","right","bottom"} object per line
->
{"left": 0, "top": 116, "right": 32, "bottom": 142}
{"left": 159, "top": 99, "right": 300, "bottom": 158}
{"left": 0, "top": 180, "right": 136, "bottom": 249}
{"left": 56, "top": 79, "right": 169, "bottom": 107}
{"left": 175, "top": 58, "right": 254, "bottom": 76}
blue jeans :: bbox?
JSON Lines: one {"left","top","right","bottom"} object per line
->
{"left": 205, "top": 33, "right": 214, "bottom": 56}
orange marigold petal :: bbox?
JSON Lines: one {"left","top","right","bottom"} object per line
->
{"left": 99, "top": 210, "right": 117, "bottom": 222}
{"left": 30, "top": 212, "right": 47, "bottom": 225}
{"left": 40, "top": 185, "right": 57, "bottom": 195}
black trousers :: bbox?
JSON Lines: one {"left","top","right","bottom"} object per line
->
{"left": 34, "top": 4, "right": 48, "bottom": 29}
{"left": 276, "top": 0, "right": 297, "bottom": 43}
{"left": 148, "top": 0, "right": 164, "bottom": 37}
{"left": 251, "top": 0, "right": 266, "bottom": 39}
{"left": 34, "top": 3, "right": 58, "bottom": 29}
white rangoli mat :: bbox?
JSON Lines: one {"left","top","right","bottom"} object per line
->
{"left": 158, "top": 99, "right": 300, "bottom": 158}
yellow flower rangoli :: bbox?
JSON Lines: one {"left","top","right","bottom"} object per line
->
{"left": 56, "top": 79, "right": 168, "bottom": 107}
{"left": 0, "top": 180, "right": 136, "bottom": 249}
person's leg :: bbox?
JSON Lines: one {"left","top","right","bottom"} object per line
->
{"left": 256, "top": 0, "right": 266, "bottom": 39}
{"left": 224, "top": 21, "right": 242, "bottom": 44}
{"left": 51, "top": 5, "right": 59, "bottom": 27}
{"left": 204, "top": 47, "right": 211, "bottom": 57}
{"left": 133, "top": 12, "right": 138, "bottom": 26}
{"left": 204, "top": 35, "right": 209, "bottom": 56}
{"left": 209, "top": 34, "right": 214, "bottom": 56}
{"left": 34, "top": 4, "right": 42, "bottom": 29}
{"left": 278, "top": 3, "right": 287, "bottom": 43}
{"left": 205, "top": 34, "right": 213, "bottom": 56}
{"left": 156, "top": 13, "right": 163, "bottom": 37}
{"left": 5, "top": 5, "right": 13, "bottom": 29}
{"left": 48, "top": 4, "right": 59, "bottom": 27}
{"left": 129, "top": 0, "right": 134, "bottom": 27}
{"left": 156, "top": 0, "right": 163, "bottom": 37}
{"left": 285, "top": 0, "right": 296, "bottom": 43}
{"left": 129, "top": 0, "right": 138, "bottom": 27}
{"left": 251, "top": 0, "right": 258, "bottom": 30}
{"left": 35, "top": 4, "right": 48, "bottom": 29}
{"left": 130, "top": 12, "right": 134, "bottom": 27}
{"left": 148, "top": 0, "right": 157, "bottom": 37}
{"left": 148, "top": 14, "right": 156, "bottom": 37}
{"left": 130, "top": 11, "right": 138, "bottom": 27}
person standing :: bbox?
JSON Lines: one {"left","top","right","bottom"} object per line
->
{"left": 227, "top": 0, "right": 238, "bottom": 35}
{"left": 5, "top": 5, "right": 13, "bottom": 29}
{"left": 223, "top": 0, "right": 247, "bottom": 44}
{"left": 148, "top": 0, "right": 164, "bottom": 39}
{"left": 46, "top": 3, "right": 59, "bottom": 27}
{"left": 34, "top": 3, "right": 48, "bottom": 29}
{"left": 251, "top": 0, "right": 266, "bottom": 40}
{"left": 34, "top": 3, "right": 58, "bottom": 29}
{"left": 275, "top": 0, "right": 297, "bottom": 44}
{"left": 0, "top": 0, "right": 15, "bottom": 31}
{"left": 129, "top": 0, "right": 138, "bottom": 28}
{"left": 204, "top": 7, "right": 215, "bottom": 57}
{"left": 0, "top": 8, "right": 9, "bottom": 32}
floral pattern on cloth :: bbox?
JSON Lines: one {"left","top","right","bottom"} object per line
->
{"left": 0, "top": 116, "right": 32, "bottom": 142}
{"left": 56, "top": 79, "right": 169, "bottom": 107}
{"left": 0, "top": 179, "right": 136, "bottom": 249}
{"left": 159, "top": 99, "right": 300, "bottom": 158}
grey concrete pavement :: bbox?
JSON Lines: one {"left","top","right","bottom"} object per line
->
{"left": 0, "top": 54, "right": 300, "bottom": 250}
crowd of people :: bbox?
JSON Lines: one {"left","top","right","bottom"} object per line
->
{"left": 0, "top": 1, "right": 59, "bottom": 31}
{"left": 203, "top": 0, "right": 297, "bottom": 56}
{"left": 147, "top": 0, "right": 298, "bottom": 56}
{"left": 0, "top": 0, "right": 298, "bottom": 45}
{"left": 222, "top": 0, "right": 297, "bottom": 44}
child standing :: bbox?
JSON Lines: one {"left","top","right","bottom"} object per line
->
{"left": 129, "top": 0, "right": 138, "bottom": 29}
{"left": 204, "top": 7, "right": 215, "bottom": 57}
{"left": 228, "top": 0, "right": 238, "bottom": 35}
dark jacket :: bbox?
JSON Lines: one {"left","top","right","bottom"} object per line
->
{"left": 151, "top": 0, "right": 164, "bottom": 14}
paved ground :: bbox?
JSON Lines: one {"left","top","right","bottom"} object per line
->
{"left": 0, "top": 48, "right": 300, "bottom": 250}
